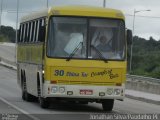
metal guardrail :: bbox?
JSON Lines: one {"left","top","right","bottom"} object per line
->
{"left": 127, "top": 74, "right": 160, "bottom": 84}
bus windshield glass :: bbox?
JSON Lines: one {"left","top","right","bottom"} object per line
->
{"left": 47, "top": 17, "right": 125, "bottom": 60}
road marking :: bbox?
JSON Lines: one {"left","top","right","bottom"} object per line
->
{"left": 0, "top": 96, "right": 40, "bottom": 120}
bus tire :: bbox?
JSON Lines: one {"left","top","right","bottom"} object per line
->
{"left": 22, "top": 90, "right": 26, "bottom": 100}
{"left": 21, "top": 72, "right": 26, "bottom": 100}
{"left": 39, "top": 97, "right": 49, "bottom": 108}
{"left": 22, "top": 72, "right": 35, "bottom": 102}
{"left": 102, "top": 99, "right": 114, "bottom": 111}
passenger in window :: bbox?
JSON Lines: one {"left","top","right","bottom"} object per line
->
{"left": 96, "top": 36, "right": 112, "bottom": 52}
{"left": 91, "top": 27, "right": 113, "bottom": 47}
{"left": 91, "top": 28, "right": 120, "bottom": 59}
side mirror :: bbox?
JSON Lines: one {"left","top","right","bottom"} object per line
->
{"left": 39, "top": 26, "right": 46, "bottom": 42}
{"left": 127, "top": 29, "right": 132, "bottom": 45}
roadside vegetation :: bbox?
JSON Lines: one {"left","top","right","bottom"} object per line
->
{"left": 0, "top": 25, "right": 15, "bottom": 43}
{"left": 128, "top": 36, "right": 160, "bottom": 79}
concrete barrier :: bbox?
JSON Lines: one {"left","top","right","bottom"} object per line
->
{"left": 0, "top": 57, "right": 16, "bottom": 67}
{"left": 126, "top": 80, "right": 160, "bottom": 95}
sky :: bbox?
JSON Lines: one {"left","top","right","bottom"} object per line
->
{"left": 1, "top": 0, "right": 160, "bottom": 40}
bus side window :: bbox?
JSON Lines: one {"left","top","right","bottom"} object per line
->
{"left": 26, "top": 22, "right": 30, "bottom": 42}
{"left": 19, "top": 24, "right": 22, "bottom": 42}
{"left": 24, "top": 23, "right": 28, "bottom": 43}
{"left": 36, "top": 20, "right": 40, "bottom": 42}
{"left": 29, "top": 22, "right": 33, "bottom": 42}
{"left": 23, "top": 23, "right": 27, "bottom": 42}
{"left": 32, "top": 20, "right": 36, "bottom": 42}
{"left": 37, "top": 19, "right": 42, "bottom": 42}
{"left": 21, "top": 24, "right": 24, "bottom": 42}
{"left": 28, "top": 22, "right": 31, "bottom": 42}
{"left": 21, "top": 24, "right": 25, "bottom": 42}
{"left": 42, "top": 18, "right": 45, "bottom": 26}
{"left": 35, "top": 20, "right": 38, "bottom": 42}
{"left": 38, "top": 18, "right": 45, "bottom": 42}
{"left": 31, "top": 21, "right": 35, "bottom": 42}
{"left": 24, "top": 23, "right": 27, "bottom": 42}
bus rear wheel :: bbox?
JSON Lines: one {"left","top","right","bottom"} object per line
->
{"left": 21, "top": 73, "right": 35, "bottom": 102}
{"left": 22, "top": 83, "right": 35, "bottom": 102}
{"left": 102, "top": 99, "right": 114, "bottom": 111}
{"left": 39, "top": 97, "right": 49, "bottom": 108}
{"left": 22, "top": 90, "right": 26, "bottom": 100}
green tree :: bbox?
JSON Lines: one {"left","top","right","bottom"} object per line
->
{"left": 0, "top": 25, "right": 16, "bottom": 43}
{"left": 128, "top": 36, "right": 160, "bottom": 79}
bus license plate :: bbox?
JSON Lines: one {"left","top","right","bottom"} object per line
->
{"left": 80, "top": 90, "right": 93, "bottom": 95}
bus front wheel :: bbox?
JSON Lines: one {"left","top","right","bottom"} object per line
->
{"left": 102, "top": 99, "right": 114, "bottom": 111}
{"left": 39, "top": 97, "right": 49, "bottom": 108}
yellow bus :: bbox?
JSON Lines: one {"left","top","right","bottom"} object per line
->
{"left": 17, "top": 6, "right": 132, "bottom": 111}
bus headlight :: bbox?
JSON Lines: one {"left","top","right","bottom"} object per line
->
{"left": 114, "top": 89, "right": 121, "bottom": 95}
{"left": 59, "top": 87, "right": 65, "bottom": 93}
{"left": 107, "top": 88, "right": 113, "bottom": 95}
{"left": 51, "top": 86, "right": 58, "bottom": 93}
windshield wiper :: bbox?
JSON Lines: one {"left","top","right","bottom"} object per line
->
{"left": 66, "top": 42, "right": 83, "bottom": 61}
{"left": 91, "top": 45, "right": 108, "bottom": 63}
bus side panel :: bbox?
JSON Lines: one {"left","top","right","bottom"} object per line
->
{"left": 17, "top": 43, "right": 43, "bottom": 97}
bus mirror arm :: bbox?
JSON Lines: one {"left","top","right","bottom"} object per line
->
{"left": 127, "top": 29, "right": 132, "bottom": 45}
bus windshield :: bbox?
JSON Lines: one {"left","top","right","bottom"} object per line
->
{"left": 47, "top": 17, "right": 125, "bottom": 60}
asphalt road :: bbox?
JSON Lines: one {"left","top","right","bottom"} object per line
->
{"left": 0, "top": 65, "right": 160, "bottom": 120}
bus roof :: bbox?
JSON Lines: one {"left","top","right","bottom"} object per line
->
{"left": 51, "top": 6, "right": 124, "bottom": 19}
{"left": 20, "top": 9, "right": 48, "bottom": 23}
{"left": 20, "top": 5, "right": 125, "bottom": 23}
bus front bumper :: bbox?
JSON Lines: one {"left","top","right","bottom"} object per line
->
{"left": 42, "top": 83, "right": 125, "bottom": 100}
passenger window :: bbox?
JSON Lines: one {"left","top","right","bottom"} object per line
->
{"left": 31, "top": 22, "right": 35, "bottom": 42}
{"left": 36, "top": 20, "right": 40, "bottom": 42}
{"left": 22, "top": 24, "right": 26, "bottom": 42}
{"left": 19, "top": 24, "right": 22, "bottom": 42}
{"left": 33, "top": 21, "right": 36, "bottom": 42}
